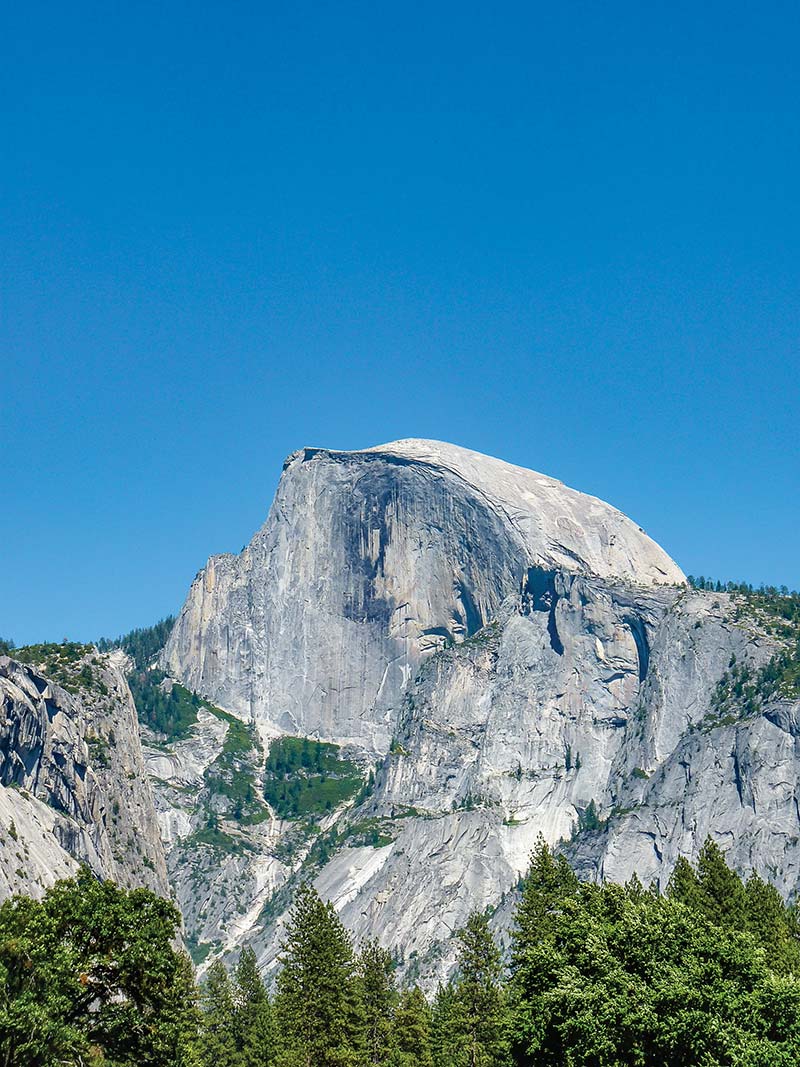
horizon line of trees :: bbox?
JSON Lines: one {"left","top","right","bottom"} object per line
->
{"left": 688, "top": 575, "right": 799, "bottom": 598}
{"left": 3, "top": 836, "right": 800, "bottom": 1065}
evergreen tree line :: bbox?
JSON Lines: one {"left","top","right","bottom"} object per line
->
{"left": 4, "top": 838, "right": 800, "bottom": 1065}
{"left": 687, "top": 576, "right": 799, "bottom": 600}
{"left": 97, "top": 616, "right": 176, "bottom": 670}
{"left": 128, "top": 669, "right": 201, "bottom": 740}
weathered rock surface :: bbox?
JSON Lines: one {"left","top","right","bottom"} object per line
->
{"left": 163, "top": 440, "right": 684, "bottom": 752}
{"left": 257, "top": 580, "right": 793, "bottom": 988}
{"left": 140, "top": 695, "right": 299, "bottom": 970}
{"left": 15, "top": 436, "right": 782, "bottom": 992}
{"left": 0, "top": 652, "right": 169, "bottom": 900}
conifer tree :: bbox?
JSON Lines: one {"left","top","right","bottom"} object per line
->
{"left": 358, "top": 939, "right": 397, "bottom": 1064}
{"left": 391, "top": 986, "right": 433, "bottom": 1067}
{"left": 513, "top": 834, "right": 577, "bottom": 956}
{"left": 200, "top": 960, "right": 240, "bottom": 1067}
{"left": 695, "top": 836, "right": 747, "bottom": 927}
{"left": 430, "top": 982, "right": 457, "bottom": 1067}
{"left": 665, "top": 854, "right": 699, "bottom": 908}
{"left": 744, "top": 872, "right": 800, "bottom": 974}
{"left": 509, "top": 838, "right": 577, "bottom": 1064}
{"left": 274, "top": 882, "right": 362, "bottom": 1067}
{"left": 451, "top": 912, "right": 508, "bottom": 1067}
{"left": 234, "top": 946, "right": 274, "bottom": 1066}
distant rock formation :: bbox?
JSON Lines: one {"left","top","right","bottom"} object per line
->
{"left": 163, "top": 440, "right": 684, "bottom": 752}
{"left": 14, "top": 439, "right": 791, "bottom": 992}
{"left": 0, "top": 651, "right": 168, "bottom": 900}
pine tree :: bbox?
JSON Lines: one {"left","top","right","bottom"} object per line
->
{"left": 200, "top": 960, "right": 240, "bottom": 1067}
{"left": 234, "top": 946, "right": 274, "bottom": 1066}
{"left": 430, "top": 983, "right": 457, "bottom": 1067}
{"left": 358, "top": 939, "right": 397, "bottom": 1065}
{"left": 744, "top": 872, "right": 800, "bottom": 974}
{"left": 451, "top": 912, "right": 508, "bottom": 1067}
{"left": 665, "top": 854, "right": 699, "bottom": 909}
{"left": 509, "top": 838, "right": 577, "bottom": 1065}
{"left": 695, "top": 836, "right": 747, "bottom": 928}
{"left": 391, "top": 986, "right": 433, "bottom": 1067}
{"left": 274, "top": 882, "right": 362, "bottom": 1067}
{"left": 513, "top": 834, "right": 577, "bottom": 957}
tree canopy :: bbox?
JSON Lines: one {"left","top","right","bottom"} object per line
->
{"left": 3, "top": 839, "right": 800, "bottom": 1066}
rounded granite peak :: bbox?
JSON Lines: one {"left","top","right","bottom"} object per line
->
{"left": 294, "top": 437, "right": 685, "bottom": 588}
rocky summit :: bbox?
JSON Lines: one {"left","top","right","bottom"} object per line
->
{"left": 162, "top": 440, "right": 685, "bottom": 753}
{"left": 3, "top": 440, "right": 799, "bottom": 990}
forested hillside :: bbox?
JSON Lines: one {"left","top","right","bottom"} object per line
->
{"left": 3, "top": 838, "right": 800, "bottom": 1065}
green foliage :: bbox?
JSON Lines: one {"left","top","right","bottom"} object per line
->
{"left": 199, "top": 960, "right": 239, "bottom": 1067}
{"left": 509, "top": 837, "right": 800, "bottom": 1065}
{"left": 343, "top": 817, "right": 395, "bottom": 848}
{"left": 359, "top": 939, "right": 397, "bottom": 1064}
{"left": 186, "top": 823, "right": 251, "bottom": 855}
{"left": 511, "top": 880, "right": 800, "bottom": 1065}
{"left": 3, "top": 842, "right": 797, "bottom": 1067}
{"left": 666, "top": 854, "right": 699, "bottom": 909}
{"left": 573, "top": 797, "right": 606, "bottom": 835}
{"left": 198, "top": 948, "right": 273, "bottom": 1067}
{"left": 129, "top": 669, "right": 200, "bottom": 741}
{"left": 131, "top": 666, "right": 265, "bottom": 818}
{"left": 86, "top": 732, "right": 111, "bottom": 768}
{"left": 203, "top": 709, "right": 263, "bottom": 818}
{"left": 263, "top": 736, "right": 363, "bottom": 819}
{"left": 702, "top": 642, "right": 800, "bottom": 729}
{"left": 187, "top": 936, "right": 214, "bottom": 967}
{"left": 430, "top": 983, "right": 458, "bottom": 1067}
{"left": 448, "top": 913, "right": 509, "bottom": 1066}
{"left": 10, "top": 642, "right": 103, "bottom": 695}
{"left": 391, "top": 986, "right": 433, "bottom": 1067}
{"left": 694, "top": 836, "right": 748, "bottom": 928}
{"left": 665, "top": 836, "right": 800, "bottom": 975}
{"left": 233, "top": 947, "right": 274, "bottom": 1067}
{"left": 274, "top": 882, "right": 363, "bottom": 1066}
{"left": 0, "top": 867, "right": 198, "bottom": 1066}
{"left": 98, "top": 616, "right": 176, "bottom": 670}
{"left": 0, "top": 638, "right": 15, "bottom": 655}
{"left": 687, "top": 581, "right": 800, "bottom": 711}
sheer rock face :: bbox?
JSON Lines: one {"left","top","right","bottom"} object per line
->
{"left": 0, "top": 654, "right": 169, "bottom": 900}
{"left": 251, "top": 581, "right": 793, "bottom": 989}
{"left": 156, "top": 438, "right": 799, "bottom": 988}
{"left": 163, "top": 440, "right": 684, "bottom": 752}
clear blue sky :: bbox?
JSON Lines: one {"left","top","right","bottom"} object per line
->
{"left": 2, "top": 1, "right": 798, "bottom": 645}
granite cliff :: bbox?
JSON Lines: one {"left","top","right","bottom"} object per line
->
{"left": 0, "top": 648, "right": 169, "bottom": 899}
{"left": 162, "top": 440, "right": 683, "bottom": 752}
{"left": 5, "top": 440, "right": 795, "bottom": 991}
{"left": 152, "top": 441, "right": 799, "bottom": 985}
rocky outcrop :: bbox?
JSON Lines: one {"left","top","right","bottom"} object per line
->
{"left": 0, "top": 651, "right": 169, "bottom": 900}
{"left": 254, "top": 579, "right": 791, "bottom": 987}
{"left": 163, "top": 440, "right": 684, "bottom": 752}
{"left": 156, "top": 438, "right": 799, "bottom": 989}
{"left": 140, "top": 702, "right": 291, "bottom": 968}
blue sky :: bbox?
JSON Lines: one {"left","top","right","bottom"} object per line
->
{"left": 2, "top": 1, "right": 798, "bottom": 644}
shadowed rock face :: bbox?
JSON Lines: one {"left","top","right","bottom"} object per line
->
{"left": 154, "top": 439, "right": 800, "bottom": 989}
{"left": 8, "top": 440, "right": 795, "bottom": 990}
{"left": 163, "top": 440, "right": 684, "bottom": 752}
{"left": 0, "top": 654, "right": 169, "bottom": 900}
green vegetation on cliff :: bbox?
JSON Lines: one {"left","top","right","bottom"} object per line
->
{"left": 98, "top": 615, "right": 175, "bottom": 670}
{"left": 9, "top": 642, "right": 108, "bottom": 696}
{"left": 128, "top": 669, "right": 199, "bottom": 740}
{"left": 263, "top": 735, "right": 363, "bottom": 818}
